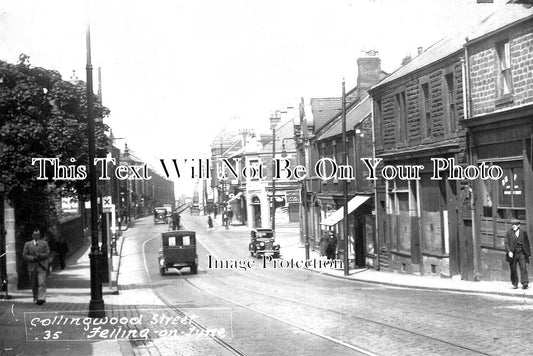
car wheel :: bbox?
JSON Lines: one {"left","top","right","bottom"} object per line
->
{"left": 191, "top": 263, "right": 198, "bottom": 274}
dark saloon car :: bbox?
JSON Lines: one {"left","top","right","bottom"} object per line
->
{"left": 249, "top": 228, "right": 280, "bottom": 259}
{"left": 154, "top": 207, "right": 169, "bottom": 225}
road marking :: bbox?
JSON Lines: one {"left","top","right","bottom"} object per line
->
{"left": 11, "top": 303, "right": 17, "bottom": 321}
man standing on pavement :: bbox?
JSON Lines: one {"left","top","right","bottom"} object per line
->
{"left": 23, "top": 229, "right": 50, "bottom": 304}
{"left": 505, "top": 219, "right": 530, "bottom": 290}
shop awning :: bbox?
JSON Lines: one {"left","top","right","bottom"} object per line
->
{"left": 227, "top": 192, "right": 243, "bottom": 204}
{"left": 320, "top": 195, "right": 371, "bottom": 226}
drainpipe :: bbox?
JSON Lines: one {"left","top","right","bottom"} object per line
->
{"left": 463, "top": 38, "right": 480, "bottom": 280}
{"left": 370, "top": 96, "right": 380, "bottom": 270}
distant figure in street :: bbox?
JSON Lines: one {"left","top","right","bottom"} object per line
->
{"left": 23, "top": 230, "right": 50, "bottom": 305}
{"left": 222, "top": 212, "right": 228, "bottom": 229}
{"left": 227, "top": 209, "right": 234, "bottom": 225}
{"left": 56, "top": 236, "right": 69, "bottom": 270}
{"left": 505, "top": 219, "right": 531, "bottom": 289}
{"left": 171, "top": 210, "right": 180, "bottom": 230}
{"left": 207, "top": 215, "right": 213, "bottom": 229}
{"left": 214, "top": 206, "right": 218, "bottom": 218}
{"left": 325, "top": 232, "right": 337, "bottom": 260}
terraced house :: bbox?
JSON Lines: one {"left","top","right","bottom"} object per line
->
{"left": 298, "top": 53, "right": 387, "bottom": 268}
{"left": 369, "top": 3, "right": 533, "bottom": 281}
{"left": 464, "top": 5, "right": 533, "bottom": 281}
{"left": 369, "top": 33, "right": 469, "bottom": 279}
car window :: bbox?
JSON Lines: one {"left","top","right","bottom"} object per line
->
{"left": 168, "top": 236, "right": 176, "bottom": 246}
{"left": 182, "top": 235, "right": 190, "bottom": 246}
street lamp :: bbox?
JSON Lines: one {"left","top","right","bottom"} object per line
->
{"left": 269, "top": 112, "right": 281, "bottom": 233}
{"left": 123, "top": 143, "right": 131, "bottom": 225}
{"left": 86, "top": 22, "right": 105, "bottom": 317}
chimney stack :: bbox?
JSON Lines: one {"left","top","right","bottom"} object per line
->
{"left": 402, "top": 55, "right": 412, "bottom": 65}
{"left": 417, "top": 47, "right": 424, "bottom": 55}
{"left": 356, "top": 50, "right": 383, "bottom": 98}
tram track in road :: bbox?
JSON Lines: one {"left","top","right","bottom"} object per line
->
{"left": 140, "top": 235, "right": 247, "bottom": 356}
{"left": 141, "top": 234, "right": 376, "bottom": 356}
{"left": 187, "top": 228, "right": 492, "bottom": 356}
{"left": 185, "top": 271, "right": 491, "bottom": 356}
{"left": 143, "top": 219, "right": 491, "bottom": 355}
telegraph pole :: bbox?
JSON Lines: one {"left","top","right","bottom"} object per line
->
{"left": 342, "top": 79, "right": 349, "bottom": 276}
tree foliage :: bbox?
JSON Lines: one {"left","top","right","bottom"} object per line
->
{"left": 0, "top": 55, "right": 110, "bottom": 287}
{"left": 1, "top": 56, "right": 109, "bottom": 199}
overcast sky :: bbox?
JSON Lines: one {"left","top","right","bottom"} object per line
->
{"left": 0, "top": 0, "right": 508, "bottom": 194}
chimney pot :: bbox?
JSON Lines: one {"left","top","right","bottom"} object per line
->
{"left": 417, "top": 47, "right": 424, "bottom": 55}
{"left": 402, "top": 55, "right": 412, "bottom": 66}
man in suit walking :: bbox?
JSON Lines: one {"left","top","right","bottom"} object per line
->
{"left": 505, "top": 219, "right": 530, "bottom": 290}
{"left": 23, "top": 229, "right": 50, "bottom": 304}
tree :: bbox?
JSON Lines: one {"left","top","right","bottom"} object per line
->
{"left": 0, "top": 55, "right": 110, "bottom": 287}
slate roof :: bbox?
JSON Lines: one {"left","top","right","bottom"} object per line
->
{"left": 261, "top": 119, "right": 296, "bottom": 154}
{"left": 371, "top": 4, "right": 533, "bottom": 90}
{"left": 315, "top": 96, "right": 372, "bottom": 141}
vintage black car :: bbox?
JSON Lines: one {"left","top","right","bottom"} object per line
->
{"left": 154, "top": 207, "right": 169, "bottom": 225}
{"left": 249, "top": 228, "right": 280, "bottom": 259}
{"left": 158, "top": 230, "right": 198, "bottom": 275}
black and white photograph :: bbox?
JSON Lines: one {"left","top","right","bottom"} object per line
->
{"left": 1, "top": 0, "right": 533, "bottom": 355}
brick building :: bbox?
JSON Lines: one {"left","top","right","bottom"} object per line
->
{"left": 369, "top": 27, "right": 469, "bottom": 279}
{"left": 464, "top": 6, "right": 533, "bottom": 281}
{"left": 370, "top": 4, "right": 533, "bottom": 281}
{"left": 298, "top": 53, "right": 386, "bottom": 268}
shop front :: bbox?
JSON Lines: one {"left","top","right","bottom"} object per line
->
{"left": 468, "top": 109, "right": 533, "bottom": 281}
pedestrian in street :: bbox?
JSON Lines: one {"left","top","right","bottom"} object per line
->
{"left": 227, "top": 208, "right": 233, "bottom": 225}
{"left": 22, "top": 230, "right": 50, "bottom": 305}
{"left": 505, "top": 219, "right": 531, "bottom": 289}
{"left": 325, "top": 232, "right": 337, "bottom": 260}
{"left": 171, "top": 210, "right": 180, "bottom": 230}
{"left": 207, "top": 215, "right": 213, "bottom": 229}
{"left": 56, "top": 236, "right": 69, "bottom": 270}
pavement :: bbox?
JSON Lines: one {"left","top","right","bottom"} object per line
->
{"left": 1, "top": 214, "right": 532, "bottom": 355}
{"left": 0, "top": 221, "right": 139, "bottom": 356}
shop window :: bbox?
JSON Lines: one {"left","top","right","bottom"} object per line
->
{"left": 420, "top": 174, "right": 446, "bottom": 255}
{"left": 497, "top": 162, "right": 525, "bottom": 220}
{"left": 387, "top": 178, "right": 417, "bottom": 253}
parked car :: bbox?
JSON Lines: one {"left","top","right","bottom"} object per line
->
{"left": 189, "top": 204, "right": 200, "bottom": 215}
{"left": 249, "top": 228, "right": 280, "bottom": 259}
{"left": 154, "top": 207, "right": 169, "bottom": 224}
{"left": 158, "top": 230, "right": 198, "bottom": 275}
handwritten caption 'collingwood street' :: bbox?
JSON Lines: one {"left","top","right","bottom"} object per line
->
{"left": 32, "top": 157, "right": 504, "bottom": 181}
{"left": 26, "top": 309, "right": 230, "bottom": 341}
